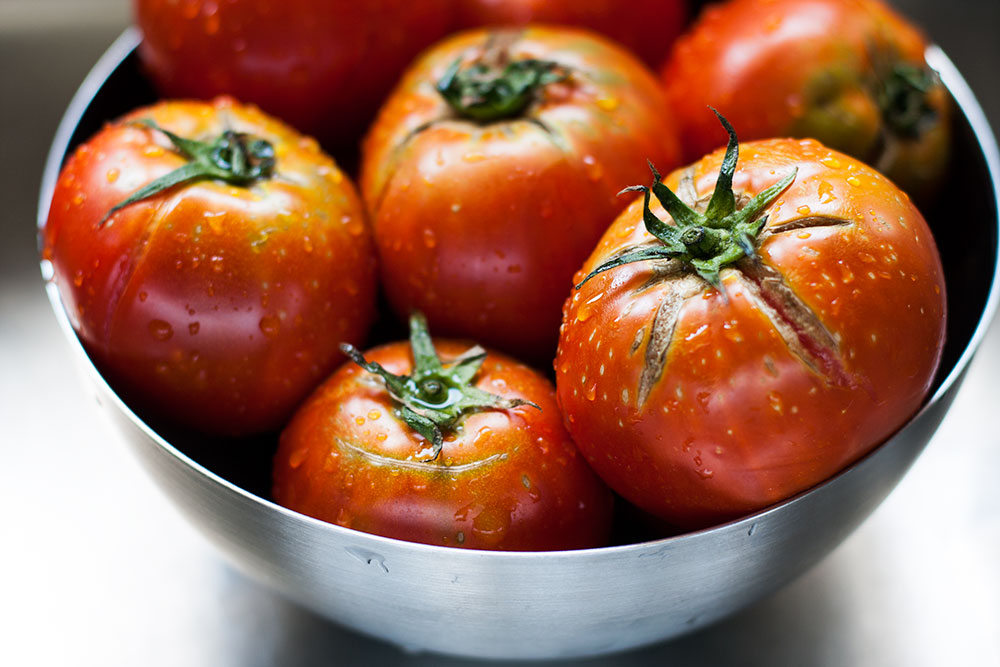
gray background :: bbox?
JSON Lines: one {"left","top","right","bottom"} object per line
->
{"left": 2, "top": 0, "right": 999, "bottom": 664}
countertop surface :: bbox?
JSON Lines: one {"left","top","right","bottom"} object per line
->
{"left": 2, "top": 2, "right": 999, "bottom": 665}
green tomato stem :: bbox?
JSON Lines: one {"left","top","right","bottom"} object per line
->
{"left": 340, "top": 312, "right": 539, "bottom": 462}
{"left": 99, "top": 119, "right": 276, "bottom": 226}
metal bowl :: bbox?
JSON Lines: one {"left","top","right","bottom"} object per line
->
{"left": 37, "top": 28, "right": 1000, "bottom": 661}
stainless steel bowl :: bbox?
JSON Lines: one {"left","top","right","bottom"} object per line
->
{"left": 37, "top": 28, "right": 1000, "bottom": 661}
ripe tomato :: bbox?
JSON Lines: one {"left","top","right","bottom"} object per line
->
{"left": 133, "top": 0, "right": 452, "bottom": 148}
{"left": 273, "top": 313, "right": 614, "bottom": 551}
{"left": 361, "top": 26, "right": 682, "bottom": 361}
{"left": 454, "top": 0, "right": 688, "bottom": 67}
{"left": 556, "top": 119, "right": 946, "bottom": 529}
{"left": 661, "top": 0, "right": 950, "bottom": 197}
{"left": 42, "top": 98, "right": 377, "bottom": 437}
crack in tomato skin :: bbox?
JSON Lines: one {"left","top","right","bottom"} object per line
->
{"left": 43, "top": 98, "right": 378, "bottom": 437}
{"left": 555, "top": 137, "right": 946, "bottom": 529}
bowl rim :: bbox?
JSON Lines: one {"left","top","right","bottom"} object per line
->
{"left": 36, "top": 29, "right": 1000, "bottom": 560}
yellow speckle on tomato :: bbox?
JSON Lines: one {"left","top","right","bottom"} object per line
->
{"left": 596, "top": 97, "right": 619, "bottom": 111}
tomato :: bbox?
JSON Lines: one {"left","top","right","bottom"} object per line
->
{"left": 361, "top": 26, "right": 682, "bottom": 361}
{"left": 273, "top": 313, "right": 614, "bottom": 551}
{"left": 42, "top": 98, "right": 377, "bottom": 437}
{"left": 133, "top": 0, "right": 452, "bottom": 148}
{"left": 555, "top": 117, "right": 946, "bottom": 529}
{"left": 454, "top": 0, "right": 688, "bottom": 67}
{"left": 661, "top": 0, "right": 951, "bottom": 197}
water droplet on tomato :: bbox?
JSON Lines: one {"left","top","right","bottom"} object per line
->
{"left": 188, "top": 322, "right": 200, "bottom": 335}
{"left": 796, "top": 205, "right": 811, "bottom": 216}
{"left": 343, "top": 216, "right": 364, "bottom": 237}
{"left": 422, "top": 228, "right": 437, "bottom": 248}
{"left": 259, "top": 315, "right": 280, "bottom": 338}
{"left": 106, "top": 168, "right": 119, "bottom": 183}
{"left": 289, "top": 448, "right": 308, "bottom": 469}
{"left": 148, "top": 319, "right": 173, "bottom": 341}
{"left": 204, "top": 13, "right": 220, "bottom": 35}
{"left": 818, "top": 181, "right": 836, "bottom": 204}
{"left": 596, "top": 97, "right": 619, "bottom": 111}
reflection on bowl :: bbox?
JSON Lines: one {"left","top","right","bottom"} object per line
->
{"left": 37, "top": 28, "right": 1000, "bottom": 660}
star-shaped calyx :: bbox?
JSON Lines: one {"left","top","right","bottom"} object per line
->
{"left": 577, "top": 110, "right": 796, "bottom": 291}
{"left": 100, "top": 119, "right": 276, "bottom": 226}
{"left": 574, "top": 111, "right": 859, "bottom": 407}
{"left": 340, "top": 313, "right": 539, "bottom": 462}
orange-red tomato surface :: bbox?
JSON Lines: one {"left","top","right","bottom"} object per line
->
{"left": 662, "top": 0, "right": 950, "bottom": 196}
{"left": 273, "top": 339, "right": 614, "bottom": 551}
{"left": 556, "top": 138, "right": 946, "bottom": 529}
{"left": 133, "top": 0, "right": 452, "bottom": 148}
{"left": 362, "top": 26, "right": 682, "bottom": 361}
{"left": 454, "top": 0, "right": 687, "bottom": 67}
{"left": 43, "top": 98, "right": 377, "bottom": 437}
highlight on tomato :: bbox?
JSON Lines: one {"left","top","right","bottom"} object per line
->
{"left": 42, "top": 97, "right": 377, "bottom": 437}
{"left": 361, "top": 25, "right": 683, "bottom": 362}
{"left": 661, "top": 0, "right": 950, "bottom": 198}
{"left": 273, "top": 312, "right": 614, "bottom": 551}
{"left": 556, "top": 112, "right": 946, "bottom": 529}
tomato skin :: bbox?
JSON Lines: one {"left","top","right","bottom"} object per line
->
{"left": 556, "top": 138, "right": 946, "bottom": 529}
{"left": 133, "top": 0, "right": 452, "bottom": 147}
{"left": 661, "top": 0, "right": 950, "bottom": 196}
{"left": 454, "top": 0, "right": 687, "bottom": 67}
{"left": 361, "top": 26, "right": 682, "bottom": 361}
{"left": 43, "top": 98, "right": 377, "bottom": 437}
{"left": 273, "top": 340, "right": 614, "bottom": 551}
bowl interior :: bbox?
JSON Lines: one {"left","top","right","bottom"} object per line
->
{"left": 39, "top": 32, "right": 1000, "bottom": 544}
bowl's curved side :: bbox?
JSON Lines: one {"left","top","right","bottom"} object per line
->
{"left": 37, "top": 33, "right": 1000, "bottom": 660}
{"left": 51, "top": 285, "right": 963, "bottom": 658}
{"left": 925, "top": 45, "right": 1000, "bottom": 403}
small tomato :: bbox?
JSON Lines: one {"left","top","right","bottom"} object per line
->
{"left": 273, "top": 313, "right": 614, "bottom": 551}
{"left": 662, "top": 0, "right": 950, "bottom": 197}
{"left": 361, "top": 26, "right": 682, "bottom": 361}
{"left": 42, "top": 98, "right": 377, "bottom": 437}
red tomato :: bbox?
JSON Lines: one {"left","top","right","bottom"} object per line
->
{"left": 662, "top": 0, "right": 950, "bottom": 197}
{"left": 361, "top": 26, "right": 683, "bottom": 361}
{"left": 273, "top": 313, "right": 614, "bottom": 551}
{"left": 454, "top": 0, "right": 688, "bottom": 67}
{"left": 42, "top": 98, "right": 377, "bottom": 437}
{"left": 133, "top": 0, "right": 452, "bottom": 148}
{"left": 556, "top": 122, "right": 946, "bottom": 529}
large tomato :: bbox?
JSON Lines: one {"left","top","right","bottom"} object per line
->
{"left": 133, "top": 0, "right": 452, "bottom": 148}
{"left": 454, "top": 0, "right": 687, "bottom": 67}
{"left": 273, "top": 313, "right": 614, "bottom": 551}
{"left": 661, "top": 0, "right": 950, "bottom": 197}
{"left": 556, "top": 118, "right": 946, "bottom": 529}
{"left": 361, "top": 26, "right": 682, "bottom": 361}
{"left": 42, "top": 98, "right": 377, "bottom": 437}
